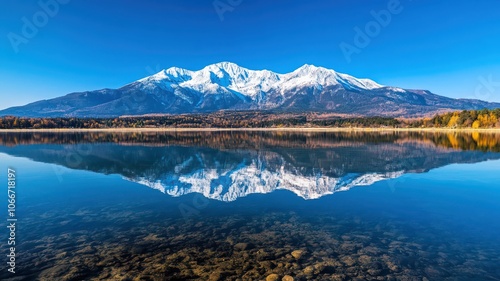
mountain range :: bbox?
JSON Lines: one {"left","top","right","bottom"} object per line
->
{"left": 1, "top": 62, "right": 499, "bottom": 117}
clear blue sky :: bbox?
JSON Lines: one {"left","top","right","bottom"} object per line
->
{"left": 1, "top": 0, "right": 500, "bottom": 110}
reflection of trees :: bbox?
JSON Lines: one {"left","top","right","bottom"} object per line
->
{"left": 0, "top": 131, "right": 500, "bottom": 152}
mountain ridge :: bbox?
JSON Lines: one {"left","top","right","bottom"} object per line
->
{"left": 1, "top": 62, "right": 499, "bottom": 118}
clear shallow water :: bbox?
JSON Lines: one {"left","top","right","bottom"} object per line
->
{"left": 0, "top": 131, "right": 500, "bottom": 280}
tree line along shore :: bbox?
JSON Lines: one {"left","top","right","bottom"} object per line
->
{"left": 0, "top": 109, "right": 499, "bottom": 130}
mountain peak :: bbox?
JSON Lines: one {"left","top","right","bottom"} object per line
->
{"left": 211, "top": 61, "right": 243, "bottom": 70}
{"left": 203, "top": 61, "right": 245, "bottom": 73}
{"left": 165, "top": 66, "right": 189, "bottom": 74}
{"left": 164, "top": 67, "right": 193, "bottom": 79}
{"left": 293, "top": 64, "right": 335, "bottom": 75}
{"left": 4, "top": 61, "right": 500, "bottom": 118}
{"left": 297, "top": 63, "right": 320, "bottom": 70}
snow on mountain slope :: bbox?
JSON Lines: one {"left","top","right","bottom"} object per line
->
{"left": 3, "top": 61, "right": 500, "bottom": 118}
{"left": 136, "top": 62, "right": 386, "bottom": 100}
{"left": 275, "top": 64, "right": 383, "bottom": 93}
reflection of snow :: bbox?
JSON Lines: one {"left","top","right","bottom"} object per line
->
{"left": 125, "top": 158, "right": 404, "bottom": 202}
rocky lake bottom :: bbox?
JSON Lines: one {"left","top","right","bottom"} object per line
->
{"left": 7, "top": 185, "right": 500, "bottom": 281}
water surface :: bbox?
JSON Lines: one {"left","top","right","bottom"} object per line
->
{"left": 1, "top": 131, "right": 499, "bottom": 280}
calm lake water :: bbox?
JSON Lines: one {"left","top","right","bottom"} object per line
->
{"left": 1, "top": 131, "right": 500, "bottom": 280}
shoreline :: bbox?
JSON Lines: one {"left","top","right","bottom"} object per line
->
{"left": 1, "top": 127, "right": 500, "bottom": 133}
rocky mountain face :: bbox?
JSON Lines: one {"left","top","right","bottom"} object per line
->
{"left": 1, "top": 62, "right": 499, "bottom": 117}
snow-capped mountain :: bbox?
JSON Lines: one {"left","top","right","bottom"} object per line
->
{"left": 1, "top": 62, "right": 500, "bottom": 117}
{"left": 138, "top": 62, "right": 383, "bottom": 99}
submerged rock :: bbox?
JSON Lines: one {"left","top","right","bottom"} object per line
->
{"left": 266, "top": 273, "right": 280, "bottom": 281}
{"left": 233, "top": 242, "right": 249, "bottom": 251}
{"left": 291, "top": 250, "right": 305, "bottom": 260}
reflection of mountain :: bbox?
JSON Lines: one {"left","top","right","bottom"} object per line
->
{"left": 128, "top": 152, "right": 406, "bottom": 201}
{"left": 1, "top": 131, "right": 499, "bottom": 201}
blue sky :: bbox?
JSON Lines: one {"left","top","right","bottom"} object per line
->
{"left": 1, "top": 0, "right": 500, "bottom": 110}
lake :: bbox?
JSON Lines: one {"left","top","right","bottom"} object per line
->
{"left": 1, "top": 131, "right": 500, "bottom": 280}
